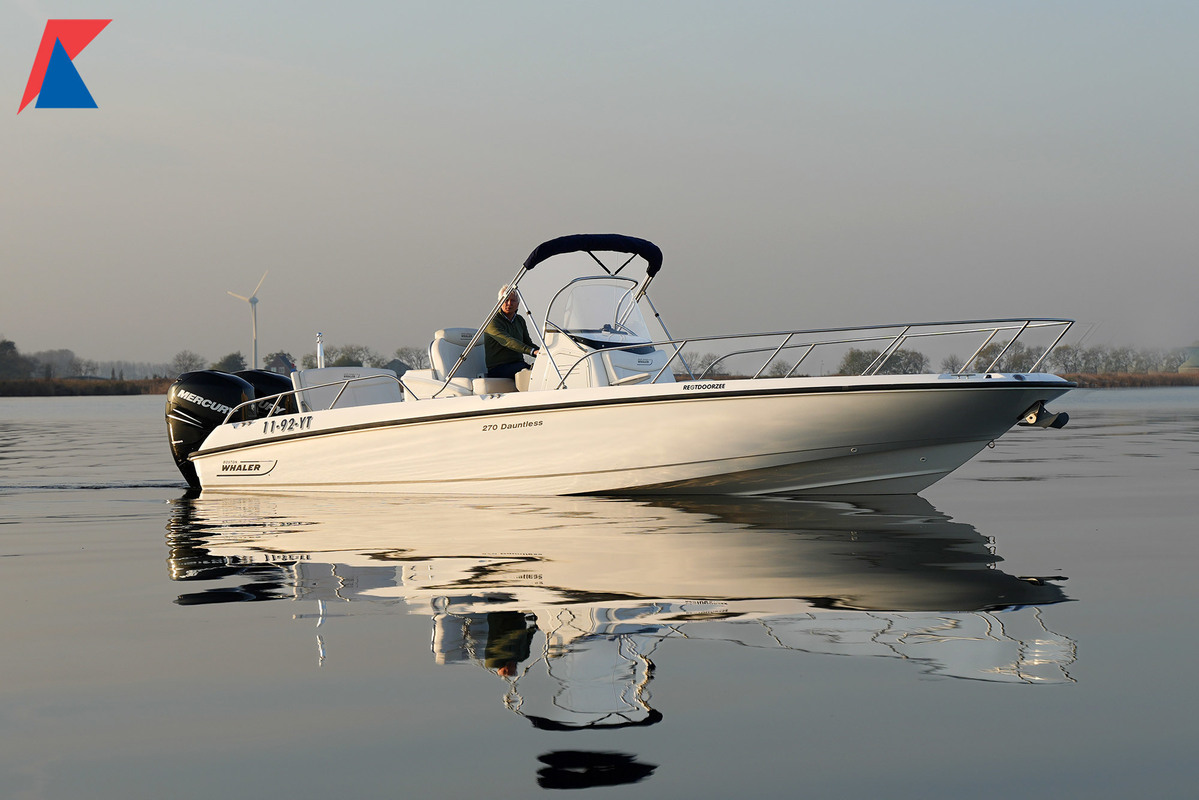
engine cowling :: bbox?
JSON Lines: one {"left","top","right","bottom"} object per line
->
{"left": 235, "top": 369, "right": 297, "bottom": 417}
{"left": 165, "top": 371, "right": 255, "bottom": 488}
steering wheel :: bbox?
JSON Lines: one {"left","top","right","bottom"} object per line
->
{"left": 603, "top": 322, "right": 635, "bottom": 336}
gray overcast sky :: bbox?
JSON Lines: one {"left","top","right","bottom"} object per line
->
{"left": 3, "top": 1, "right": 1197, "bottom": 364}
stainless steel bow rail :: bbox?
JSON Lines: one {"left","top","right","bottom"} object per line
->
{"left": 551, "top": 317, "right": 1075, "bottom": 388}
{"left": 219, "top": 317, "right": 1075, "bottom": 419}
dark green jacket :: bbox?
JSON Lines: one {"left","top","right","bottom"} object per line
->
{"left": 484, "top": 312, "right": 536, "bottom": 368}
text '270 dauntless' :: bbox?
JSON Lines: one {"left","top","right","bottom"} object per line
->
{"left": 166, "top": 234, "right": 1072, "bottom": 495}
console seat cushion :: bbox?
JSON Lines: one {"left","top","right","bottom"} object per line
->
{"left": 472, "top": 377, "right": 517, "bottom": 394}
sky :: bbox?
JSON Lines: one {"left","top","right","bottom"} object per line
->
{"left": 3, "top": 1, "right": 1197, "bottom": 366}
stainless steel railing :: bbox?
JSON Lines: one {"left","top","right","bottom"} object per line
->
{"left": 221, "top": 317, "right": 1074, "bottom": 421}
{"left": 222, "top": 373, "right": 415, "bottom": 422}
{"left": 549, "top": 317, "right": 1075, "bottom": 389}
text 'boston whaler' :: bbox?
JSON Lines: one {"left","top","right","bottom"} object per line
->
{"left": 165, "top": 234, "right": 1073, "bottom": 495}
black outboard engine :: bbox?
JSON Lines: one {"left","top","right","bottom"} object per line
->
{"left": 166, "top": 371, "right": 255, "bottom": 489}
{"left": 235, "top": 369, "right": 297, "bottom": 417}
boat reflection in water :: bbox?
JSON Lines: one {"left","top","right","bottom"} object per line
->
{"left": 166, "top": 493, "right": 1076, "bottom": 735}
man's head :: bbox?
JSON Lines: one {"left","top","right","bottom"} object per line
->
{"left": 499, "top": 286, "right": 519, "bottom": 317}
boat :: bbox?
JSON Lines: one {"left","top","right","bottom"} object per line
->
{"left": 165, "top": 233, "right": 1073, "bottom": 495}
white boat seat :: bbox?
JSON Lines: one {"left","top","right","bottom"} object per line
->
{"left": 400, "top": 374, "right": 473, "bottom": 400}
{"left": 430, "top": 328, "right": 487, "bottom": 390}
{"left": 291, "top": 367, "right": 402, "bottom": 411}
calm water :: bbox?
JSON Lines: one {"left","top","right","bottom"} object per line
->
{"left": 1, "top": 390, "right": 1197, "bottom": 798}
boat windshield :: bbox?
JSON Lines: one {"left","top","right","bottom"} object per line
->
{"left": 545, "top": 277, "right": 654, "bottom": 350}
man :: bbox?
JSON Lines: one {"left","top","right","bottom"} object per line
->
{"left": 484, "top": 287, "right": 540, "bottom": 380}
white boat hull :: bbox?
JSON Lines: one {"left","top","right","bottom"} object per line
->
{"left": 190, "top": 374, "right": 1072, "bottom": 495}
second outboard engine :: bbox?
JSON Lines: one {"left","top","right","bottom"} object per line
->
{"left": 235, "top": 369, "right": 297, "bottom": 417}
{"left": 166, "top": 371, "right": 255, "bottom": 489}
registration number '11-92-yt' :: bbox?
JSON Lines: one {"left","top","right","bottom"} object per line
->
{"left": 262, "top": 416, "right": 314, "bottom": 435}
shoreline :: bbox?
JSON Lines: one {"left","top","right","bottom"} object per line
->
{"left": 1058, "top": 373, "right": 1199, "bottom": 388}
{"left": 0, "top": 378, "right": 173, "bottom": 397}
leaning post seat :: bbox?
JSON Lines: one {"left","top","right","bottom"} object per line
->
{"left": 429, "top": 328, "right": 488, "bottom": 393}
{"left": 427, "top": 328, "right": 530, "bottom": 395}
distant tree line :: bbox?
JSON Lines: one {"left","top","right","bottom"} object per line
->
{"left": 259, "top": 340, "right": 1197, "bottom": 379}
{"left": 166, "top": 344, "right": 430, "bottom": 376}
{"left": 681, "top": 340, "right": 1194, "bottom": 378}
{"left": 1, "top": 338, "right": 172, "bottom": 381}
{"left": 1034, "top": 343, "right": 1189, "bottom": 375}
{"left": 834, "top": 341, "right": 1191, "bottom": 376}
{"left": 4, "top": 334, "right": 1191, "bottom": 387}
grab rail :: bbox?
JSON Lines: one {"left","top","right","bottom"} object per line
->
{"left": 548, "top": 317, "right": 1075, "bottom": 389}
{"left": 221, "top": 373, "right": 416, "bottom": 423}
{"left": 219, "top": 317, "right": 1074, "bottom": 421}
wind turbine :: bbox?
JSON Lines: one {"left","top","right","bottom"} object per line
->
{"left": 228, "top": 271, "right": 267, "bottom": 370}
